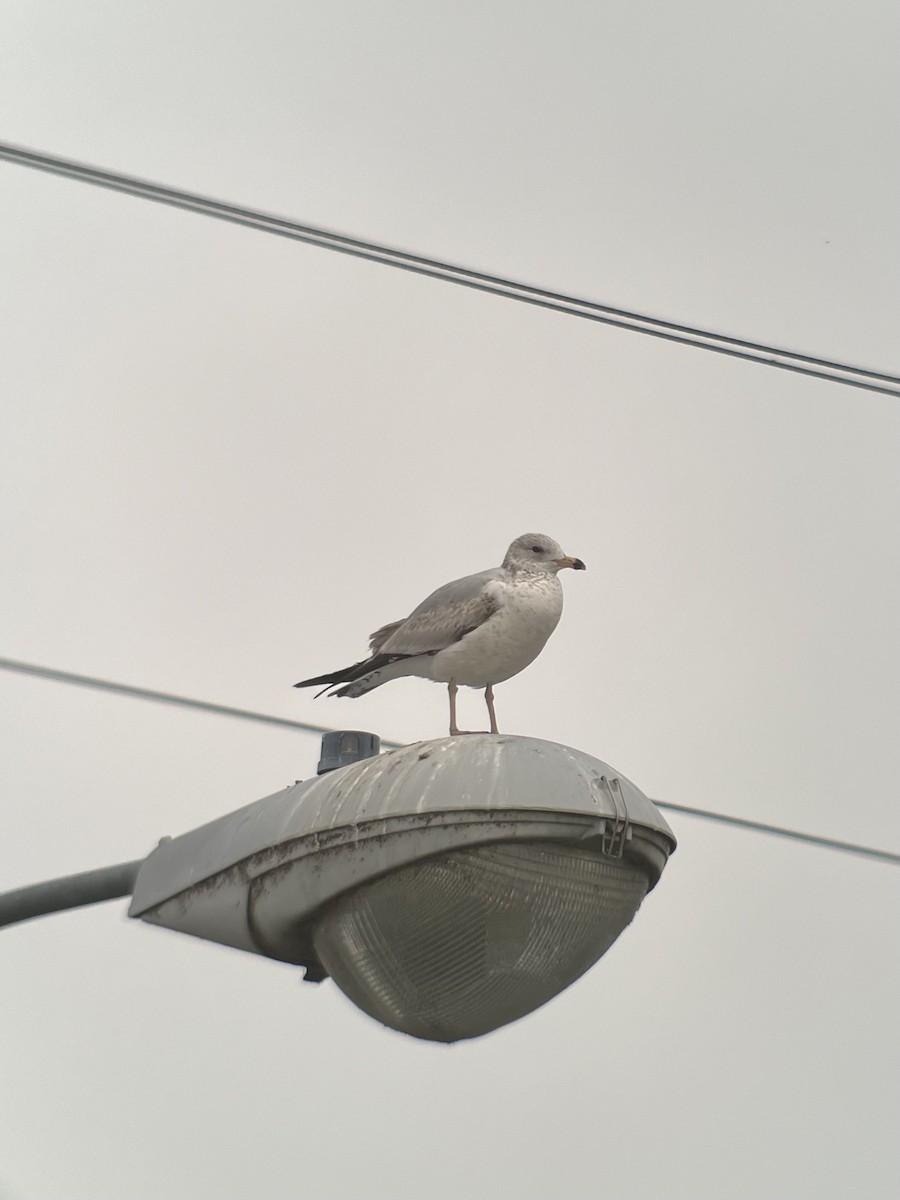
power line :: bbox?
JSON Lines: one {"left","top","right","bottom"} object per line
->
{"left": 654, "top": 801, "right": 900, "bottom": 867}
{"left": 2, "top": 655, "right": 898, "bottom": 868}
{"left": 2, "top": 140, "right": 898, "bottom": 398}
{"left": 0, "top": 656, "right": 335, "bottom": 739}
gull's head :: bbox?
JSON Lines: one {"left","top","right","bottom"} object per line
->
{"left": 504, "top": 533, "right": 587, "bottom": 574}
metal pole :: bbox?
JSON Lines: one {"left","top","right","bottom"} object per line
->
{"left": 0, "top": 860, "right": 144, "bottom": 929}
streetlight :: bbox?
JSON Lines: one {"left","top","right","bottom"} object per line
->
{"left": 129, "top": 732, "right": 675, "bottom": 1042}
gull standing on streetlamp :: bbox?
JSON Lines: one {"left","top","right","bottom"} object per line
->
{"left": 294, "top": 533, "right": 586, "bottom": 735}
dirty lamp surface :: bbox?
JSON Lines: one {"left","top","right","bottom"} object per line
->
{"left": 313, "top": 839, "right": 649, "bottom": 1042}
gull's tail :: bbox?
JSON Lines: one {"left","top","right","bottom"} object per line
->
{"left": 294, "top": 653, "right": 418, "bottom": 699}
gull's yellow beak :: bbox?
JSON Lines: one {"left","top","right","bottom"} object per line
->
{"left": 555, "top": 555, "right": 587, "bottom": 571}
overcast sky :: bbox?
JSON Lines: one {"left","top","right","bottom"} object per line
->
{"left": 1, "top": 3, "right": 899, "bottom": 1198}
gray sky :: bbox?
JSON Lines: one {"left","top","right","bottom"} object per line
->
{"left": 1, "top": 3, "right": 899, "bottom": 1198}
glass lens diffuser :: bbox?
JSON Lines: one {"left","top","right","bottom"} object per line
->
{"left": 312, "top": 840, "right": 649, "bottom": 1042}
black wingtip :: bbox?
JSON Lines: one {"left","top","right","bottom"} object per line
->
{"left": 293, "top": 653, "right": 405, "bottom": 697}
{"left": 294, "top": 677, "right": 338, "bottom": 698}
{"left": 294, "top": 672, "right": 340, "bottom": 690}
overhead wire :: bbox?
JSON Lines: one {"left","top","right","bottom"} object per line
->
{"left": 1, "top": 140, "right": 898, "bottom": 397}
{"left": 2, "top": 655, "right": 898, "bottom": 868}
{"left": 0, "top": 656, "right": 336, "bottom": 739}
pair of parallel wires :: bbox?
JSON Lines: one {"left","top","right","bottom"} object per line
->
{"left": 1, "top": 140, "right": 898, "bottom": 397}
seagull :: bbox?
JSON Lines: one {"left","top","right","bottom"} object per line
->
{"left": 294, "top": 533, "right": 586, "bottom": 735}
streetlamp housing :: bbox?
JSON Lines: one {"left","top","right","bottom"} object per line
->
{"left": 129, "top": 734, "right": 675, "bottom": 1041}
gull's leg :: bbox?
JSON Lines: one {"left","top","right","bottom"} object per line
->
{"left": 485, "top": 684, "right": 499, "bottom": 734}
{"left": 448, "top": 680, "right": 461, "bottom": 736}
{"left": 449, "top": 680, "right": 490, "bottom": 735}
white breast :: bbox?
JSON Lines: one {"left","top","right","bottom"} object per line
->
{"left": 430, "top": 573, "right": 564, "bottom": 688}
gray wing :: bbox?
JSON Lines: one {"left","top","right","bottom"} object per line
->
{"left": 368, "top": 567, "right": 503, "bottom": 656}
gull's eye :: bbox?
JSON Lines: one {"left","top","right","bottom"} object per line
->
{"left": 530, "top": 544, "right": 543, "bottom": 554}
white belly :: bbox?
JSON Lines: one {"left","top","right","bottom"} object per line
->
{"left": 429, "top": 575, "right": 564, "bottom": 688}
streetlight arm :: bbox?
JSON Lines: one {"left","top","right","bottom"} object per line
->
{"left": 0, "top": 860, "right": 144, "bottom": 929}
